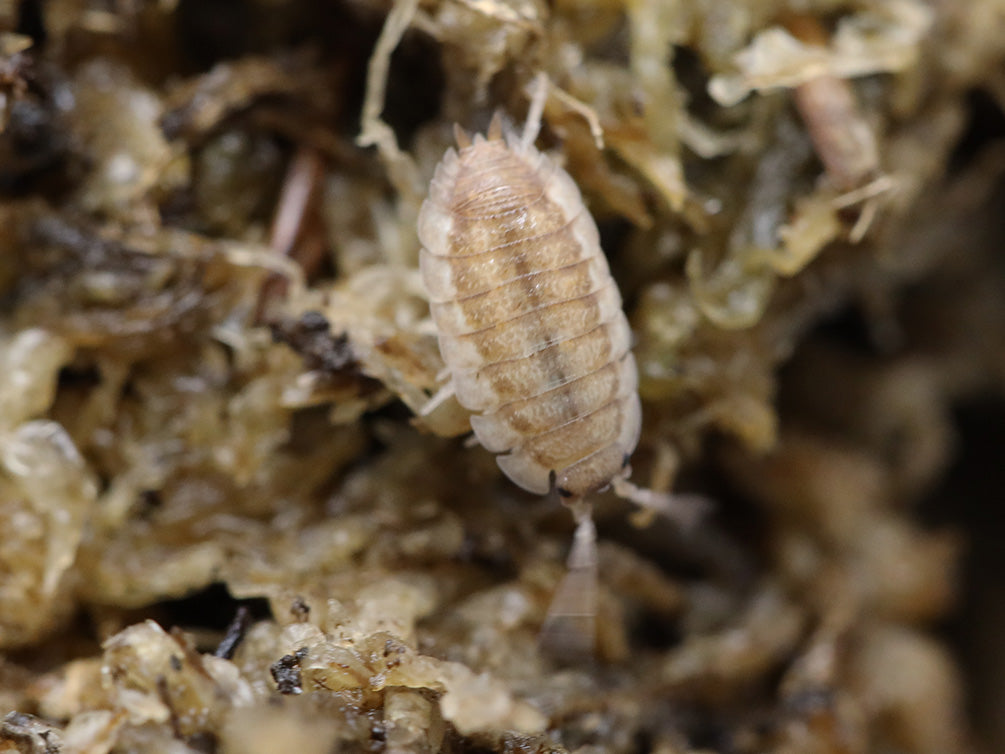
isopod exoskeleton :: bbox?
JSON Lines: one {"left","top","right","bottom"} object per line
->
{"left": 417, "top": 121, "right": 640, "bottom": 504}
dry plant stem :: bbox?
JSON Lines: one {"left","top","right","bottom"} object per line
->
{"left": 784, "top": 13, "right": 879, "bottom": 192}
{"left": 256, "top": 146, "right": 326, "bottom": 321}
{"left": 357, "top": 0, "right": 423, "bottom": 203}
{"left": 272, "top": 148, "right": 325, "bottom": 259}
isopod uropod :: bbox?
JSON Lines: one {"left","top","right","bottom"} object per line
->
{"left": 417, "top": 78, "right": 696, "bottom": 651}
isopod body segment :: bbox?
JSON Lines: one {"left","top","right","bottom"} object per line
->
{"left": 417, "top": 122, "right": 641, "bottom": 501}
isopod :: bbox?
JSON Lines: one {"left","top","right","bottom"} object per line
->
{"left": 417, "top": 76, "right": 698, "bottom": 654}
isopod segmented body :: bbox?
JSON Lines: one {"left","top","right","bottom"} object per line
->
{"left": 417, "top": 120, "right": 641, "bottom": 501}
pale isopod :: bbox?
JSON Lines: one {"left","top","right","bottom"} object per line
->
{"left": 417, "top": 76, "right": 699, "bottom": 654}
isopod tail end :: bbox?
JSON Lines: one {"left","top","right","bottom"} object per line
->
{"left": 453, "top": 123, "right": 472, "bottom": 150}
{"left": 539, "top": 498, "right": 598, "bottom": 662}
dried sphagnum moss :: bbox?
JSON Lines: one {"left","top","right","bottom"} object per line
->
{"left": 1, "top": 0, "right": 1004, "bottom": 752}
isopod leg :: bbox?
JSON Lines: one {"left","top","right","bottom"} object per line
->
{"left": 418, "top": 380, "right": 455, "bottom": 416}
{"left": 539, "top": 498, "right": 598, "bottom": 660}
